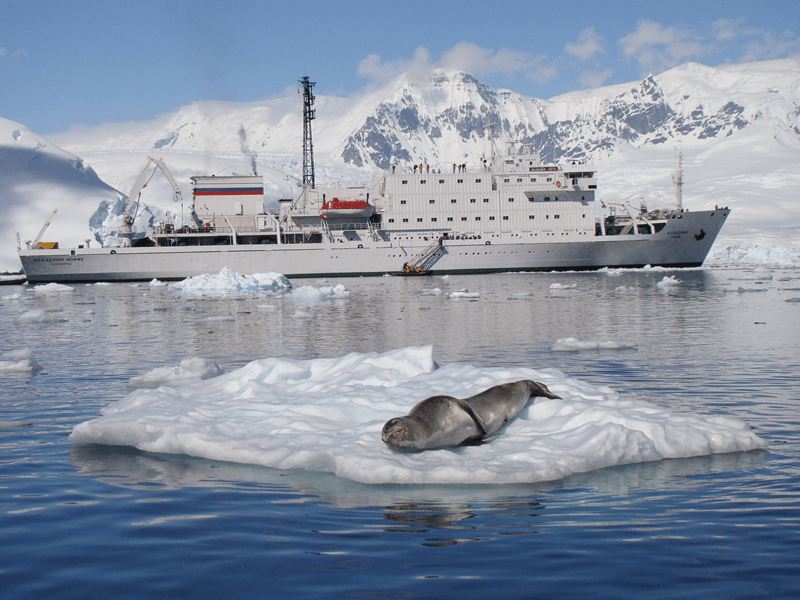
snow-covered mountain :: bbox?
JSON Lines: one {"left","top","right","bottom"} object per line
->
{"left": 2, "top": 58, "right": 799, "bottom": 272}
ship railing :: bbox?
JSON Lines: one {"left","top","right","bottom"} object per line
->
{"left": 326, "top": 222, "right": 370, "bottom": 231}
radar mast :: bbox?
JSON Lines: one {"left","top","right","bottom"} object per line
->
{"left": 300, "top": 76, "right": 316, "bottom": 190}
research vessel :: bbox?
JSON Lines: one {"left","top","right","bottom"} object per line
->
{"left": 18, "top": 79, "right": 728, "bottom": 283}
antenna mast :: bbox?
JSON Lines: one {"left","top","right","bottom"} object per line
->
{"left": 300, "top": 76, "right": 316, "bottom": 190}
{"left": 672, "top": 150, "right": 683, "bottom": 211}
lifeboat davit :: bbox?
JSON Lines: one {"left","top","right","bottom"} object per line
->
{"left": 319, "top": 198, "right": 373, "bottom": 218}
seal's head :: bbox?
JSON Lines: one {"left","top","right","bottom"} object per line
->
{"left": 382, "top": 416, "right": 421, "bottom": 452}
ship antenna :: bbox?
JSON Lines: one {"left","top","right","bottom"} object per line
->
{"left": 300, "top": 76, "right": 316, "bottom": 190}
{"left": 672, "top": 148, "right": 683, "bottom": 211}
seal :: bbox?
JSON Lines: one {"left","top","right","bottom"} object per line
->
{"left": 381, "top": 380, "right": 560, "bottom": 452}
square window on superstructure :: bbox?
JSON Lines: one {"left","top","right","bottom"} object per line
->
{"left": 439, "top": 179, "right": 445, "bottom": 184}
{"left": 508, "top": 198, "right": 514, "bottom": 202}
{"left": 528, "top": 215, "right": 535, "bottom": 219}
{"left": 489, "top": 216, "right": 495, "bottom": 220}
{"left": 447, "top": 217, "right": 453, "bottom": 221}
{"left": 470, "top": 198, "right": 476, "bottom": 203}
{"left": 461, "top": 217, "right": 467, "bottom": 221}
{"left": 475, "top": 216, "right": 481, "bottom": 221}
{"left": 431, "top": 217, "right": 437, "bottom": 222}
{"left": 400, "top": 200, "right": 407, "bottom": 204}
{"left": 475, "top": 179, "right": 481, "bottom": 183}
{"left": 517, "top": 178, "right": 522, "bottom": 182}
{"left": 483, "top": 198, "right": 489, "bottom": 203}
{"left": 402, "top": 180, "right": 408, "bottom": 184}
{"left": 458, "top": 179, "right": 464, "bottom": 183}
{"left": 451, "top": 199, "right": 457, "bottom": 204}
{"left": 420, "top": 180, "right": 426, "bottom": 184}
{"left": 388, "top": 218, "right": 395, "bottom": 223}
{"left": 417, "top": 218, "right": 423, "bottom": 222}
{"left": 402, "top": 218, "right": 409, "bottom": 222}
{"left": 554, "top": 215, "right": 560, "bottom": 219}
{"left": 504, "top": 178, "right": 510, "bottom": 183}
{"left": 502, "top": 216, "right": 509, "bottom": 221}
{"left": 429, "top": 199, "right": 435, "bottom": 204}
{"left": 532, "top": 178, "right": 537, "bottom": 182}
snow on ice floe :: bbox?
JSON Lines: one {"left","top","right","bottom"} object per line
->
{"left": 70, "top": 346, "right": 766, "bottom": 485}
{"left": 169, "top": 268, "right": 291, "bottom": 295}
{"left": 550, "top": 282, "right": 577, "bottom": 289}
{"left": 551, "top": 337, "right": 638, "bottom": 352}
{"left": 0, "top": 349, "right": 42, "bottom": 373}
{"left": 127, "top": 358, "right": 224, "bottom": 390}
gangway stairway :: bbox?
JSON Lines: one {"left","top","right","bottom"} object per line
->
{"left": 401, "top": 240, "right": 446, "bottom": 275}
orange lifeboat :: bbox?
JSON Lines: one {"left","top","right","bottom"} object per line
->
{"left": 319, "top": 198, "right": 373, "bottom": 218}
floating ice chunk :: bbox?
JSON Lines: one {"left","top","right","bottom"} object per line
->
{"left": 149, "top": 279, "right": 167, "bottom": 287}
{"left": 606, "top": 269, "right": 623, "bottom": 276}
{"left": 127, "top": 357, "right": 224, "bottom": 390}
{"left": 198, "top": 314, "right": 235, "bottom": 323}
{"left": 2, "top": 293, "right": 21, "bottom": 300}
{"left": 70, "top": 346, "right": 764, "bottom": 485}
{"left": 785, "top": 297, "right": 800, "bottom": 303}
{"left": 448, "top": 289, "right": 479, "bottom": 299}
{"left": 737, "top": 287, "right": 768, "bottom": 293}
{"left": 551, "top": 337, "right": 637, "bottom": 352}
{"left": 288, "top": 284, "right": 350, "bottom": 302}
{"left": 16, "top": 309, "right": 64, "bottom": 324}
{"left": 33, "top": 283, "right": 74, "bottom": 293}
{"left": 656, "top": 275, "right": 681, "bottom": 288}
{"left": 0, "top": 349, "right": 42, "bottom": 373}
{"left": 550, "top": 283, "right": 577, "bottom": 289}
{"left": 615, "top": 286, "right": 636, "bottom": 292}
{"left": 170, "top": 268, "right": 291, "bottom": 295}
{"left": 93, "top": 282, "right": 113, "bottom": 286}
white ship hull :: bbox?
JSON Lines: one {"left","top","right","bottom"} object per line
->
{"left": 19, "top": 209, "right": 727, "bottom": 283}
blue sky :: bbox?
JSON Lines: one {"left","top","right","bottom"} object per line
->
{"left": 1, "top": 0, "right": 798, "bottom": 135}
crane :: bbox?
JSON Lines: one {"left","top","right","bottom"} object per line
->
{"left": 120, "top": 156, "right": 182, "bottom": 247}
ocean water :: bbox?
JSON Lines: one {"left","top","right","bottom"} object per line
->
{"left": 2, "top": 267, "right": 799, "bottom": 599}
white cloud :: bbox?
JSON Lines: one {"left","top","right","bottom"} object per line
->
{"left": 358, "top": 46, "right": 433, "bottom": 84}
{"left": 565, "top": 28, "right": 606, "bottom": 61}
{"left": 618, "top": 20, "right": 706, "bottom": 74}
{"left": 578, "top": 68, "right": 613, "bottom": 88}
{"left": 741, "top": 30, "right": 800, "bottom": 62}
{"left": 359, "top": 42, "right": 557, "bottom": 85}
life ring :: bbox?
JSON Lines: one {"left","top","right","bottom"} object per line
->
{"left": 556, "top": 181, "right": 561, "bottom": 188}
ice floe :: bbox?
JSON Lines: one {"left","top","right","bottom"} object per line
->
{"left": 127, "top": 357, "right": 224, "bottom": 390}
{"left": 169, "top": 267, "right": 291, "bottom": 295}
{"left": 70, "top": 346, "right": 765, "bottom": 485}
{"left": 0, "top": 349, "right": 42, "bottom": 373}
{"left": 550, "top": 337, "right": 638, "bottom": 352}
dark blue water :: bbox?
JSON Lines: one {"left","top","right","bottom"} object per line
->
{"left": 2, "top": 268, "right": 799, "bottom": 599}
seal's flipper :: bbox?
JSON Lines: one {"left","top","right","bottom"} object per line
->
{"left": 452, "top": 398, "right": 488, "bottom": 437}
